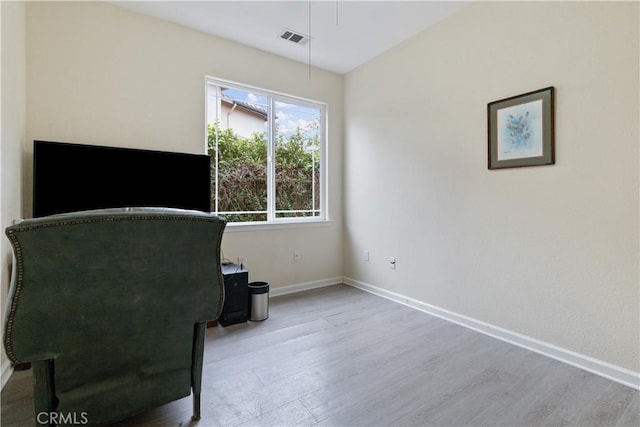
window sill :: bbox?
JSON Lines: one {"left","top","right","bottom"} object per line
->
{"left": 224, "top": 219, "right": 333, "bottom": 232}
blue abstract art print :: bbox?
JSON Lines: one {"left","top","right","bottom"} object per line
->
{"left": 488, "top": 87, "right": 555, "bottom": 169}
{"left": 497, "top": 99, "right": 543, "bottom": 161}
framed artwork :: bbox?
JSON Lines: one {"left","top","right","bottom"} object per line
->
{"left": 488, "top": 86, "right": 555, "bottom": 170}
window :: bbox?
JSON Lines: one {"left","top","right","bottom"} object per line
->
{"left": 206, "top": 78, "right": 326, "bottom": 224}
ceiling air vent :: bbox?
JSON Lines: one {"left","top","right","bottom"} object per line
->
{"left": 279, "top": 28, "right": 310, "bottom": 46}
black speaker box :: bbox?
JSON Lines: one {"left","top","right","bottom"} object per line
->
{"left": 219, "top": 264, "right": 249, "bottom": 326}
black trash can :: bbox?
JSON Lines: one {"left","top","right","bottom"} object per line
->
{"left": 248, "top": 282, "right": 269, "bottom": 321}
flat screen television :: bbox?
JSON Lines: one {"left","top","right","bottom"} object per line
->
{"left": 33, "top": 140, "right": 211, "bottom": 218}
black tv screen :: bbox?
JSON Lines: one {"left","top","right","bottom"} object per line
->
{"left": 33, "top": 140, "right": 211, "bottom": 218}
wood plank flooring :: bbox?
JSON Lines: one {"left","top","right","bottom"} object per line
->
{"left": 2, "top": 284, "right": 638, "bottom": 426}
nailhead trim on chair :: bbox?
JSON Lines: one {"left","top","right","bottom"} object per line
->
{"left": 4, "top": 230, "right": 22, "bottom": 364}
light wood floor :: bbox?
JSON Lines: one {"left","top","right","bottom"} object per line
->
{"left": 2, "top": 284, "right": 638, "bottom": 426}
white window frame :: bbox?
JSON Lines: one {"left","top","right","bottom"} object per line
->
{"left": 205, "top": 76, "right": 328, "bottom": 228}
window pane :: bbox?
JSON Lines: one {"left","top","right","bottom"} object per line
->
{"left": 206, "top": 78, "right": 326, "bottom": 224}
{"left": 274, "top": 101, "right": 322, "bottom": 219}
{"left": 208, "top": 85, "right": 268, "bottom": 222}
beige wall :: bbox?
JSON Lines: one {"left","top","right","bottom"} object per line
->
{"left": 25, "top": 1, "right": 344, "bottom": 290}
{"left": 1, "top": 0, "right": 26, "bottom": 386}
{"left": 344, "top": 1, "right": 639, "bottom": 372}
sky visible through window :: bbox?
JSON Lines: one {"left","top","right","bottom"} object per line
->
{"left": 222, "top": 88, "right": 320, "bottom": 139}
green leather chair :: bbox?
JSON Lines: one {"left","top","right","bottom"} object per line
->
{"left": 3, "top": 208, "right": 226, "bottom": 426}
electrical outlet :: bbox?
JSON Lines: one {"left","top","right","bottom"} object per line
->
{"left": 294, "top": 250, "right": 302, "bottom": 261}
{"left": 388, "top": 256, "right": 397, "bottom": 269}
{"left": 363, "top": 250, "right": 370, "bottom": 261}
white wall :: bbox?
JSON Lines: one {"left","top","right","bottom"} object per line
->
{"left": 1, "top": 0, "right": 26, "bottom": 387}
{"left": 344, "top": 1, "right": 639, "bottom": 373}
{"left": 219, "top": 102, "right": 266, "bottom": 139}
{"left": 25, "top": 1, "right": 344, "bottom": 290}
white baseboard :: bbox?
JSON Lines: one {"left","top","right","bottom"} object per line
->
{"left": 269, "top": 277, "right": 343, "bottom": 297}
{"left": 1, "top": 361, "right": 13, "bottom": 390}
{"left": 343, "top": 277, "right": 640, "bottom": 390}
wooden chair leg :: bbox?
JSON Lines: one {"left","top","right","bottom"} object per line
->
{"left": 33, "top": 359, "right": 57, "bottom": 426}
{"left": 192, "top": 392, "right": 201, "bottom": 421}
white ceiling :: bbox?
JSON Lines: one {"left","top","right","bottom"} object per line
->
{"left": 112, "top": 1, "right": 469, "bottom": 74}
